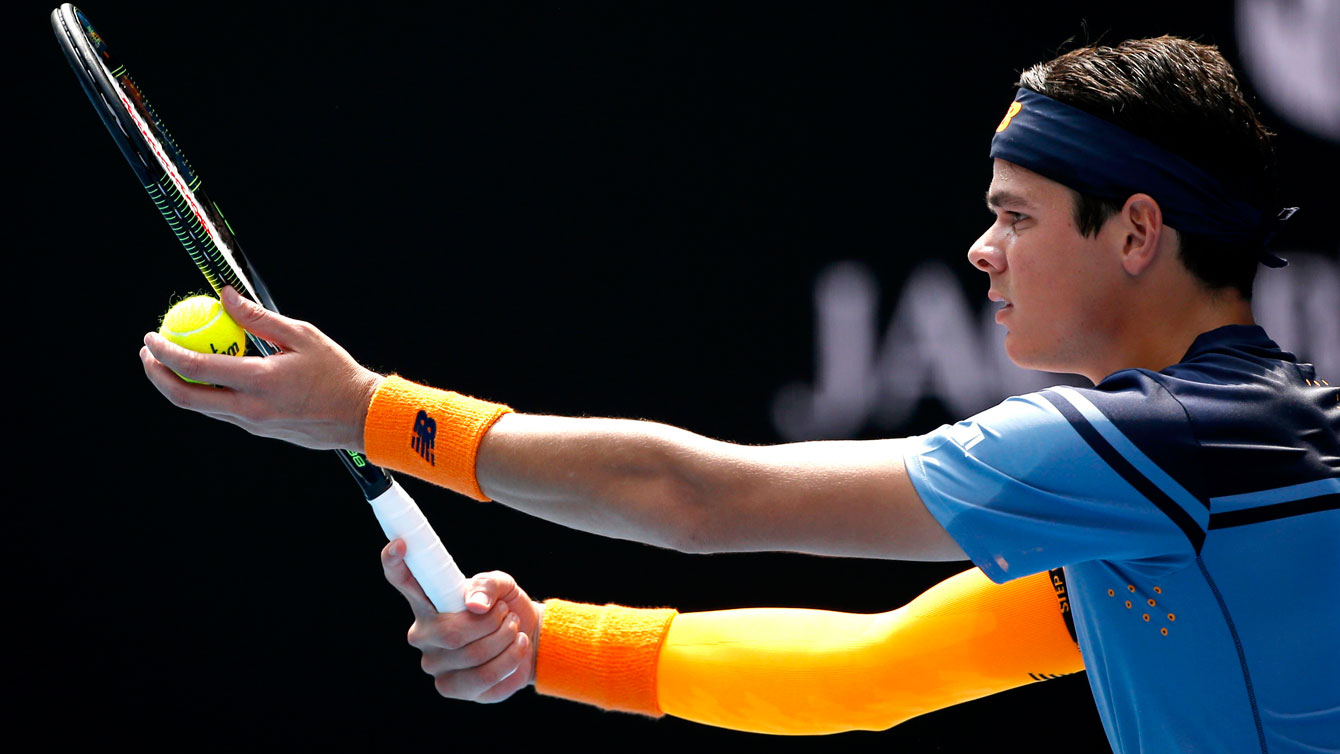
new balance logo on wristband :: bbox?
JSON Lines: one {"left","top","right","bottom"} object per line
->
{"left": 411, "top": 410, "right": 436, "bottom": 465}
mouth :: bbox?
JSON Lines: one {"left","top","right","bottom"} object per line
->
{"left": 989, "top": 291, "right": 1013, "bottom": 322}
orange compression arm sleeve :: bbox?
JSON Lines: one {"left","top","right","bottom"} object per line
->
{"left": 363, "top": 375, "right": 512, "bottom": 500}
{"left": 534, "top": 568, "right": 1083, "bottom": 735}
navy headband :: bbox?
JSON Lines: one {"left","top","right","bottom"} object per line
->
{"left": 990, "top": 88, "right": 1292, "bottom": 267}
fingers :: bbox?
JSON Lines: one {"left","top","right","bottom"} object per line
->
{"left": 431, "top": 631, "right": 532, "bottom": 703}
{"left": 142, "top": 332, "right": 269, "bottom": 391}
{"left": 472, "top": 638, "right": 532, "bottom": 703}
{"left": 139, "top": 344, "right": 249, "bottom": 414}
{"left": 421, "top": 610, "right": 520, "bottom": 675}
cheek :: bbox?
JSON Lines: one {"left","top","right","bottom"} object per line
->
{"left": 1011, "top": 237, "right": 1108, "bottom": 333}
{"left": 1054, "top": 250, "right": 1125, "bottom": 340}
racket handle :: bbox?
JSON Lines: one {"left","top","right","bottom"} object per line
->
{"left": 368, "top": 479, "right": 468, "bottom": 613}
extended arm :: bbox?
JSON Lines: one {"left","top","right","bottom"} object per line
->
{"left": 381, "top": 548, "right": 1083, "bottom": 734}
{"left": 142, "top": 288, "right": 964, "bottom": 561}
{"left": 538, "top": 568, "right": 1081, "bottom": 734}
{"left": 474, "top": 413, "right": 962, "bottom": 559}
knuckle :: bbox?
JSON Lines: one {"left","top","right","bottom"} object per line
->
{"left": 290, "top": 319, "right": 317, "bottom": 339}
{"left": 174, "top": 351, "right": 207, "bottom": 381}
{"left": 239, "top": 359, "right": 275, "bottom": 394}
{"left": 238, "top": 300, "right": 271, "bottom": 327}
{"left": 477, "top": 660, "right": 511, "bottom": 689}
{"left": 481, "top": 673, "right": 525, "bottom": 705}
{"left": 460, "top": 639, "right": 498, "bottom": 667}
{"left": 476, "top": 571, "right": 512, "bottom": 594}
{"left": 433, "top": 673, "right": 464, "bottom": 700}
{"left": 406, "top": 623, "right": 423, "bottom": 647}
{"left": 438, "top": 626, "right": 469, "bottom": 651}
{"left": 157, "top": 377, "right": 190, "bottom": 406}
{"left": 235, "top": 394, "right": 272, "bottom": 426}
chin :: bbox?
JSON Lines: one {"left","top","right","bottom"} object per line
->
{"left": 1003, "top": 331, "right": 1037, "bottom": 368}
{"left": 1004, "top": 332, "right": 1070, "bottom": 376}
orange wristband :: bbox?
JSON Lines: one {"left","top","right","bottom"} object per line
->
{"left": 534, "top": 599, "right": 677, "bottom": 716}
{"left": 363, "top": 375, "right": 513, "bottom": 500}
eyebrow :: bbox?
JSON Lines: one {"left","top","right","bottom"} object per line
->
{"left": 985, "top": 190, "right": 1035, "bottom": 210}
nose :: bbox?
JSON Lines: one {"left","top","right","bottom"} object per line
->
{"left": 967, "top": 230, "right": 1005, "bottom": 274}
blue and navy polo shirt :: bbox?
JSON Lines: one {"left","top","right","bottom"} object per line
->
{"left": 904, "top": 325, "right": 1339, "bottom": 754}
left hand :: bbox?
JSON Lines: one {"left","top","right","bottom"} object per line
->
{"left": 140, "top": 286, "right": 384, "bottom": 451}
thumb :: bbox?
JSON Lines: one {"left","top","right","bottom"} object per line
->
{"left": 220, "top": 285, "right": 306, "bottom": 350}
{"left": 380, "top": 539, "right": 439, "bottom": 621}
{"left": 464, "top": 571, "right": 521, "bottom": 614}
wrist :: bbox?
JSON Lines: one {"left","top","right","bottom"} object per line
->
{"left": 362, "top": 375, "right": 513, "bottom": 500}
{"left": 351, "top": 371, "right": 386, "bottom": 454}
{"left": 533, "top": 599, "right": 676, "bottom": 715}
{"left": 529, "top": 601, "right": 544, "bottom": 685}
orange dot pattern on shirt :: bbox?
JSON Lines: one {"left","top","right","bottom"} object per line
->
{"left": 1108, "top": 584, "right": 1175, "bottom": 636}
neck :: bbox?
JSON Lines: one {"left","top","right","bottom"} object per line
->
{"left": 1083, "top": 287, "right": 1254, "bottom": 384}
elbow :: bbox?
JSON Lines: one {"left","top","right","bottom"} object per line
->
{"left": 630, "top": 472, "right": 718, "bottom": 554}
{"left": 632, "top": 453, "right": 721, "bottom": 555}
{"left": 616, "top": 424, "right": 743, "bottom": 555}
{"left": 655, "top": 459, "right": 738, "bottom": 555}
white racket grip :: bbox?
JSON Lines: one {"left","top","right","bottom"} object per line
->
{"left": 368, "top": 479, "right": 468, "bottom": 613}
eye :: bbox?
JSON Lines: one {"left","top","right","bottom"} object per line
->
{"left": 985, "top": 208, "right": 1030, "bottom": 230}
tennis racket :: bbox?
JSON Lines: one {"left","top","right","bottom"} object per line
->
{"left": 51, "top": 3, "right": 468, "bottom": 613}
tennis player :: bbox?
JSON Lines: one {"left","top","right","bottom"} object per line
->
{"left": 141, "top": 37, "right": 1338, "bottom": 753}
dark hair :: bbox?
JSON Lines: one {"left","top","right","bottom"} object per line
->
{"left": 1018, "top": 36, "right": 1276, "bottom": 298}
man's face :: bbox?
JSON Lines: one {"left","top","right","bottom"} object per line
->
{"left": 968, "top": 159, "right": 1127, "bottom": 378}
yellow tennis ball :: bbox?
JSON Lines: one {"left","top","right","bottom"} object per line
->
{"left": 158, "top": 295, "right": 248, "bottom": 384}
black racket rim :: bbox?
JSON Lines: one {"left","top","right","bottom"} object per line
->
{"left": 52, "top": 3, "right": 393, "bottom": 499}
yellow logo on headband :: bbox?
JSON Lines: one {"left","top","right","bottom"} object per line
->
{"left": 996, "top": 101, "right": 1022, "bottom": 133}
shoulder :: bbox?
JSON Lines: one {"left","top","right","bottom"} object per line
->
{"left": 932, "top": 372, "right": 1193, "bottom": 456}
{"left": 1056, "top": 370, "right": 1196, "bottom": 445}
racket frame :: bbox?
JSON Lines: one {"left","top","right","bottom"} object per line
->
{"left": 51, "top": 3, "right": 466, "bottom": 612}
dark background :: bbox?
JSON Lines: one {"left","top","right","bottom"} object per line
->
{"left": 16, "top": 1, "right": 1336, "bottom": 749}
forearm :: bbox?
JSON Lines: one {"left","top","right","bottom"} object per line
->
{"left": 534, "top": 569, "right": 1084, "bottom": 735}
{"left": 364, "top": 375, "right": 785, "bottom": 552}
{"left": 476, "top": 413, "right": 724, "bottom": 551}
{"left": 362, "top": 374, "right": 724, "bottom": 549}
{"left": 481, "top": 418, "right": 957, "bottom": 558}
{"left": 363, "top": 375, "right": 961, "bottom": 559}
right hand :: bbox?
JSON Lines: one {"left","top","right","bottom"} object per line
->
{"left": 381, "top": 540, "right": 542, "bottom": 703}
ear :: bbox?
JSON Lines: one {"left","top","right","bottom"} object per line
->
{"left": 1117, "top": 193, "right": 1165, "bottom": 276}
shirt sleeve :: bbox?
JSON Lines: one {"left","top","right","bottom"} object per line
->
{"left": 903, "top": 385, "right": 1208, "bottom": 583}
